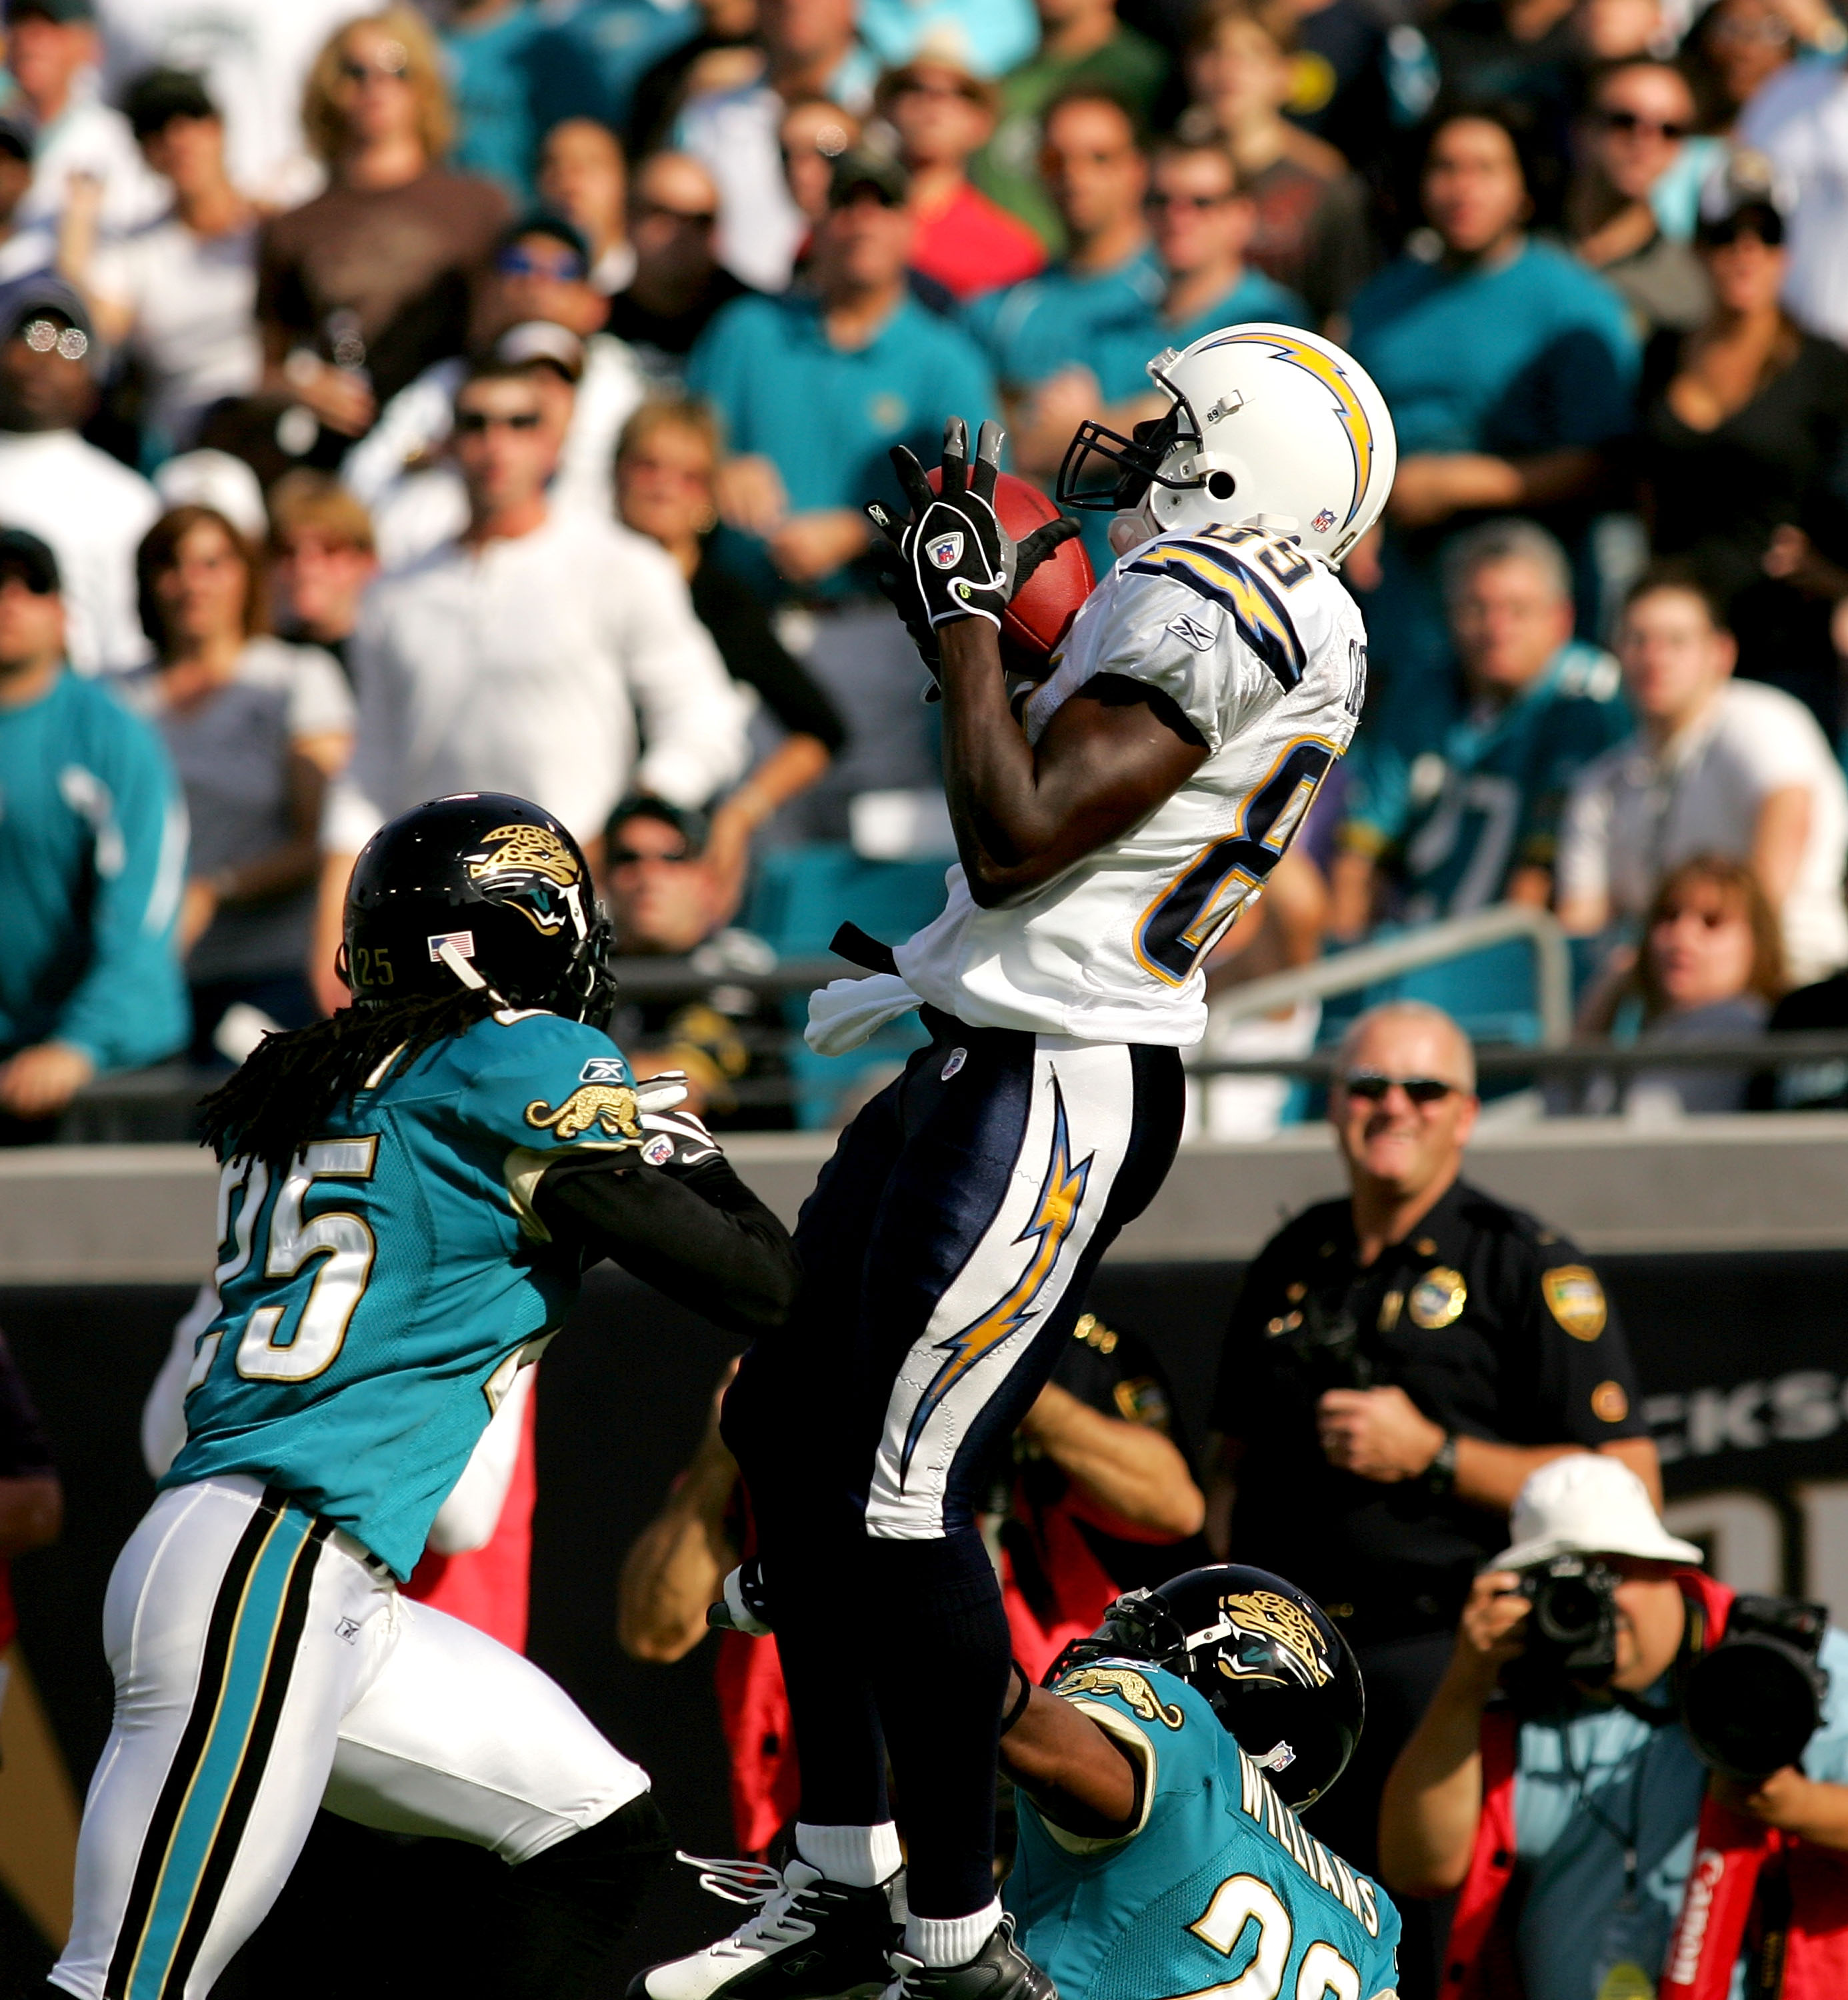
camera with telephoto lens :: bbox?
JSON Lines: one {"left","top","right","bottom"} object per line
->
{"left": 1504, "top": 1556, "right": 1620, "bottom": 1708}
{"left": 1679, "top": 1595, "right": 1830, "bottom": 1785}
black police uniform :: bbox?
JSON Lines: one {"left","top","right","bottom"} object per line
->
{"left": 1211, "top": 1174, "right": 1648, "bottom": 1999}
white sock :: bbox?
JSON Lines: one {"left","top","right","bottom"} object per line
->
{"left": 794, "top": 1820, "right": 903, "bottom": 1889}
{"left": 904, "top": 1900, "right": 1001, "bottom": 1967}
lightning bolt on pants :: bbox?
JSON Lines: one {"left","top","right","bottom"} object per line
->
{"left": 722, "top": 1007, "right": 1183, "bottom": 1920}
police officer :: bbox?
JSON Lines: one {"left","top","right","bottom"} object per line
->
{"left": 1205, "top": 999, "right": 1660, "bottom": 1999}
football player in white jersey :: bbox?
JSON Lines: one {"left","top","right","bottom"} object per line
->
{"left": 633, "top": 325, "right": 1397, "bottom": 2000}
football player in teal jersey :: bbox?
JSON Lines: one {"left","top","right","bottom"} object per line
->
{"left": 47, "top": 792, "right": 799, "bottom": 2000}
{"left": 997, "top": 1565, "right": 1402, "bottom": 2000}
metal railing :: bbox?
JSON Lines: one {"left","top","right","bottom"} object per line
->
{"left": 1203, "top": 903, "right": 1575, "bottom": 1047}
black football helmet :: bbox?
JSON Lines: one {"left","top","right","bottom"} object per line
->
{"left": 1049, "top": 1564, "right": 1363, "bottom": 1809}
{"left": 343, "top": 793, "right": 615, "bottom": 1023}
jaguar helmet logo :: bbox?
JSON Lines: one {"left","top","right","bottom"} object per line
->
{"left": 463, "top": 822, "right": 585, "bottom": 937}
{"left": 1214, "top": 1589, "right": 1333, "bottom": 1691}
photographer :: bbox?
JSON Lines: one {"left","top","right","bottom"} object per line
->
{"left": 1381, "top": 1455, "right": 1848, "bottom": 2000}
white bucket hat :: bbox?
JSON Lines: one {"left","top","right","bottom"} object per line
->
{"left": 1491, "top": 1453, "right": 1703, "bottom": 1572}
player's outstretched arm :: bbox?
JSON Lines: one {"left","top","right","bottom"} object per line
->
{"left": 999, "top": 1669, "right": 1144, "bottom": 1839}
{"left": 535, "top": 1138, "right": 799, "bottom": 1340}
{"left": 939, "top": 621, "right": 1209, "bottom": 907}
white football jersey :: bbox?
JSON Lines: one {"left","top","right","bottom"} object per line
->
{"left": 895, "top": 525, "right": 1367, "bottom": 1048}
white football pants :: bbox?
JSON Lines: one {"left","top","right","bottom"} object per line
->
{"left": 51, "top": 1475, "right": 647, "bottom": 2000}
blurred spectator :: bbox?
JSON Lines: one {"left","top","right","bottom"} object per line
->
{"left": 857, "top": 0, "right": 1041, "bottom": 77}
{"left": 599, "top": 795, "right": 793, "bottom": 1123}
{"left": 344, "top": 213, "right": 648, "bottom": 566}
{"left": 875, "top": 55, "right": 1047, "bottom": 301}
{"left": 689, "top": 148, "right": 993, "bottom": 838}
{"left": 615, "top": 398, "right": 846, "bottom": 911}
{"left": 537, "top": 116, "right": 635, "bottom": 294}
{"left": 314, "top": 361, "right": 745, "bottom": 1011}
{"left": 121, "top": 506, "right": 353, "bottom": 1065}
{"left": 1346, "top": 109, "right": 1636, "bottom": 753}
{"left": 5, "top": 0, "right": 163, "bottom": 242}
{"left": 0, "top": 527, "right": 186, "bottom": 1136}
{"left": 1425, "top": 0, "right": 1585, "bottom": 187}
{"left": 62, "top": 70, "right": 260, "bottom": 465}
{"left": 605, "top": 150, "right": 753, "bottom": 382}
{"left": 441, "top": 0, "right": 549, "bottom": 205}
{"left": 1687, "top": 0, "right": 1806, "bottom": 137}
{"left": 672, "top": 0, "right": 873, "bottom": 293}
{"left": 1333, "top": 519, "right": 1629, "bottom": 936}
{"left": 974, "top": 0, "right": 1171, "bottom": 250}
{"left": 627, "top": 0, "right": 761, "bottom": 161}
{"left": 1758, "top": 65, "right": 1848, "bottom": 347}
{"left": 1731, "top": 0, "right": 1848, "bottom": 145}
{"left": 1639, "top": 156, "right": 1848, "bottom": 739}
{"left": 1567, "top": 59, "right": 1713, "bottom": 339}
{"left": 153, "top": 445, "right": 265, "bottom": 539}
{"left": 1181, "top": 0, "right": 1379, "bottom": 324}
{"left": 1013, "top": 132, "right": 1306, "bottom": 563}
{"left": 1276, "top": 0, "right": 1400, "bottom": 173}
{"left": 779, "top": 91, "right": 862, "bottom": 249}
{"left": 0, "top": 274, "right": 158, "bottom": 671}
{"left": 0, "top": 118, "right": 51, "bottom": 283}
{"left": 964, "top": 89, "right": 1158, "bottom": 429}
{"left": 1580, "top": 852, "right": 1785, "bottom": 1113}
{"left": 266, "top": 471, "right": 377, "bottom": 671}
{"left": 691, "top": 149, "right": 995, "bottom": 601}
{"left": 527, "top": 0, "right": 707, "bottom": 147}
{"left": 1558, "top": 568, "right": 1848, "bottom": 985}
{"left": 91, "top": 0, "right": 371, "bottom": 209}
{"left": 1756, "top": 929, "right": 1848, "bottom": 1107}
{"left": 0, "top": 1327, "right": 60, "bottom": 1687}
{"left": 257, "top": 9, "right": 511, "bottom": 451}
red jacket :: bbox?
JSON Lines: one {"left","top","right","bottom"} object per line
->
{"left": 1445, "top": 1572, "right": 1848, "bottom": 1999}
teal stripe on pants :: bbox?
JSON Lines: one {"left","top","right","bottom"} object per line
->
{"left": 125, "top": 1503, "right": 318, "bottom": 1999}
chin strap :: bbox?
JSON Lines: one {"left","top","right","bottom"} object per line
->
{"left": 436, "top": 938, "right": 509, "bottom": 1008}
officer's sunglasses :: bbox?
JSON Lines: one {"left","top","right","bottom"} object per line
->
{"left": 1341, "top": 1071, "right": 1458, "bottom": 1105}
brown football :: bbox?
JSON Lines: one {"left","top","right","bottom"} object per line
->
{"left": 926, "top": 467, "right": 1095, "bottom": 675}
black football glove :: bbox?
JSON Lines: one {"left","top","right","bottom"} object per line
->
{"left": 866, "top": 417, "right": 1079, "bottom": 682}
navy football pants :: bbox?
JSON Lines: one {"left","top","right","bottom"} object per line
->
{"left": 723, "top": 1008, "right": 1183, "bottom": 1918}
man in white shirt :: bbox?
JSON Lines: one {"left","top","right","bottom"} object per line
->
{"left": 0, "top": 272, "right": 158, "bottom": 671}
{"left": 1557, "top": 567, "right": 1848, "bottom": 983}
{"left": 342, "top": 215, "right": 647, "bottom": 569}
{"left": 1756, "top": 72, "right": 1848, "bottom": 345}
{"left": 312, "top": 359, "right": 747, "bottom": 1012}
{"left": 5, "top": 0, "right": 164, "bottom": 239}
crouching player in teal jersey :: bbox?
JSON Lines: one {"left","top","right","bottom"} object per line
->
{"left": 997, "top": 1565, "right": 1402, "bottom": 2000}
{"left": 47, "top": 792, "right": 800, "bottom": 2000}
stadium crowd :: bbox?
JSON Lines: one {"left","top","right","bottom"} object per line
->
{"left": 8, "top": 0, "right": 1848, "bottom": 1134}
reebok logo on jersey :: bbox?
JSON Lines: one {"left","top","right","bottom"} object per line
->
{"left": 578, "top": 1058, "right": 629, "bottom": 1084}
{"left": 426, "top": 929, "right": 476, "bottom": 961}
{"left": 927, "top": 531, "right": 964, "bottom": 569}
{"left": 1166, "top": 611, "right": 1218, "bottom": 653}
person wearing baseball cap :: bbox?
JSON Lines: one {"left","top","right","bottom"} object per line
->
{"left": 0, "top": 522, "right": 188, "bottom": 1135}
{"left": 1381, "top": 1453, "right": 1848, "bottom": 2000}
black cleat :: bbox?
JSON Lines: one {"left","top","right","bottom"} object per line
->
{"left": 881, "top": 1917, "right": 1057, "bottom": 2000}
{"left": 629, "top": 1853, "right": 901, "bottom": 2000}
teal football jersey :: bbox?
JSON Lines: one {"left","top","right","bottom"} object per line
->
{"left": 165, "top": 1009, "right": 645, "bottom": 1577}
{"left": 1006, "top": 1661, "right": 1401, "bottom": 2000}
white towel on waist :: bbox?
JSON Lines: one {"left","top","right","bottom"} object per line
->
{"left": 805, "top": 973, "right": 925, "bottom": 1055}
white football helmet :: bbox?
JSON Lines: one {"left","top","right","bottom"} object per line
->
{"left": 1056, "top": 323, "right": 1397, "bottom": 567}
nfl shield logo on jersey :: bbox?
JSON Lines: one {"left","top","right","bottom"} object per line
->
{"left": 927, "top": 531, "right": 964, "bottom": 569}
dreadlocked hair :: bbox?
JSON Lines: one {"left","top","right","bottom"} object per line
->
{"left": 199, "top": 988, "right": 499, "bottom": 1168}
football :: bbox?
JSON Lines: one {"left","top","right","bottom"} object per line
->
{"left": 926, "top": 467, "right": 1095, "bottom": 675}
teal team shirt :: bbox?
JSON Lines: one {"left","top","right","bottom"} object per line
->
{"left": 1007, "top": 1661, "right": 1401, "bottom": 2000}
{"left": 167, "top": 1009, "right": 643, "bottom": 1578}
{"left": 1341, "top": 641, "right": 1631, "bottom": 920}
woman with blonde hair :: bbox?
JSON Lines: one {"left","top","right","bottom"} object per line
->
{"left": 257, "top": 7, "right": 509, "bottom": 450}
{"left": 1579, "top": 852, "right": 1785, "bottom": 1115}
